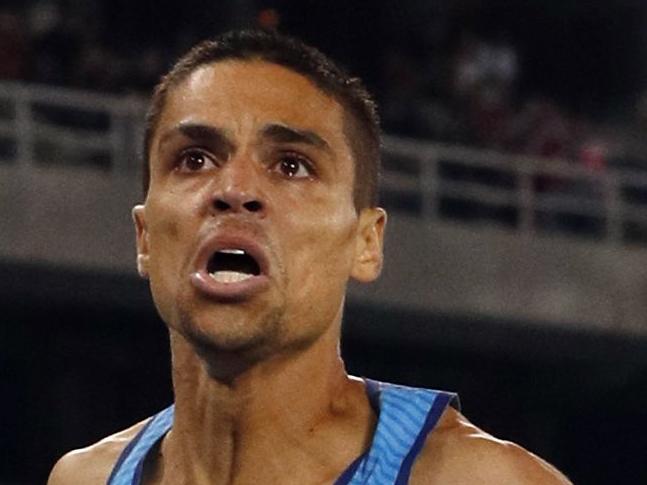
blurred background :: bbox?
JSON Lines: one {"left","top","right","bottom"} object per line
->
{"left": 1, "top": 0, "right": 647, "bottom": 483}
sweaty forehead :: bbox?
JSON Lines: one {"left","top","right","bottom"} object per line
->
{"left": 156, "top": 60, "right": 348, "bottom": 142}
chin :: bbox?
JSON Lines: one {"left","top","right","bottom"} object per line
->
{"left": 174, "top": 310, "right": 287, "bottom": 383}
{"left": 176, "top": 304, "right": 284, "bottom": 354}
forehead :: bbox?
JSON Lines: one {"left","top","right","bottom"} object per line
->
{"left": 155, "top": 60, "right": 349, "bottom": 147}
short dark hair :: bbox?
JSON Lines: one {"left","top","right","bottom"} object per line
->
{"left": 142, "top": 29, "right": 381, "bottom": 209}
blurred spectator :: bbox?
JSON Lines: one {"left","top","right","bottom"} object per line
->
{"left": 605, "top": 90, "right": 647, "bottom": 173}
{"left": 507, "top": 97, "right": 574, "bottom": 159}
{"left": 256, "top": 8, "right": 281, "bottom": 31}
{"left": 579, "top": 137, "right": 609, "bottom": 173}
{"left": 130, "top": 46, "right": 166, "bottom": 93}
{"left": 0, "top": 9, "right": 28, "bottom": 80}
{"left": 450, "top": 31, "right": 519, "bottom": 149}
{"left": 76, "top": 43, "right": 125, "bottom": 92}
{"left": 467, "top": 80, "right": 513, "bottom": 149}
{"left": 380, "top": 48, "right": 428, "bottom": 136}
{"left": 451, "top": 31, "right": 518, "bottom": 103}
{"left": 380, "top": 47, "right": 467, "bottom": 143}
{"left": 27, "top": 1, "right": 82, "bottom": 85}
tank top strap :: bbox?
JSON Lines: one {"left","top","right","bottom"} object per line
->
{"left": 107, "top": 405, "right": 174, "bottom": 485}
{"left": 339, "top": 379, "right": 456, "bottom": 485}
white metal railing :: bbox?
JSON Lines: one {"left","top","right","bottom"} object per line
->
{"left": 0, "top": 81, "right": 146, "bottom": 172}
{"left": 382, "top": 136, "right": 647, "bottom": 246}
{"left": 2, "top": 81, "right": 647, "bottom": 246}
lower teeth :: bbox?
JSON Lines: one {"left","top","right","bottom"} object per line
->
{"left": 209, "top": 271, "right": 253, "bottom": 283}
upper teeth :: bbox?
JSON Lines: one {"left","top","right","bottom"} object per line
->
{"left": 219, "top": 249, "right": 245, "bottom": 255}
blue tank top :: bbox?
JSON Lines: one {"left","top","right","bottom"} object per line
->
{"left": 107, "top": 379, "right": 457, "bottom": 485}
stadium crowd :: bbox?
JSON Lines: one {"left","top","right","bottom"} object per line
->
{"left": 1, "top": 0, "right": 646, "bottom": 172}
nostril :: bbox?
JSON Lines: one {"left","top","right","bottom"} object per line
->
{"left": 214, "top": 199, "right": 231, "bottom": 211}
{"left": 243, "top": 200, "right": 263, "bottom": 212}
{"left": 212, "top": 195, "right": 262, "bottom": 213}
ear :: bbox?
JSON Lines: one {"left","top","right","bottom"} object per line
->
{"left": 132, "top": 205, "right": 150, "bottom": 279}
{"left": 351, "top": 207, "right": 387, "bottom": 283}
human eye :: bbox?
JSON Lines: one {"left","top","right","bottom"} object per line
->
{"left": 272, "top": 152, "right": 315, "bottom": 179}
{"left": 176, "top": 149, "right": 217, "bottom": 172}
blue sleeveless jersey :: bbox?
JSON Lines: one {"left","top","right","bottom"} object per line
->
{"left": 107, "top": 379, "right": 457, "bottom": 485}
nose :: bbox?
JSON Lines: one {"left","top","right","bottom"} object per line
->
{"left": 210, "top": 160, "right": 265, "bottom": 215}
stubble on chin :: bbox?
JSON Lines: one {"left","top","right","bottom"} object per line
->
{"left": 172, "top": 302, "right": 286, "bottom": 372}
{"left": 180, "top": 300, "right": 287, "bottom": 348}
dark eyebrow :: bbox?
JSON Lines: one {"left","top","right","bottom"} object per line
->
{"left": 158, "top": 122, "right": 234, "bottom": 153}
{"left": 261, "top": 123, "right": 332, "bottom": 154}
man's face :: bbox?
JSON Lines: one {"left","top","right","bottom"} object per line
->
{"left": 133, "top": 60, "right": 385, "bottom": 359}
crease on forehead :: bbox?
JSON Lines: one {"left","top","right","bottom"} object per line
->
{"left": 157, "top": 120, "right": 334, "bottom": 156}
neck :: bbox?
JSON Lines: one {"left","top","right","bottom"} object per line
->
{"left": 155, "top": 319, "right": 374, "bottom": 485}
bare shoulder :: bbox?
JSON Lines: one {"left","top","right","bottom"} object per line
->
{"left": 47, "top": 418, "right": 149, "bottom": 485}
{"left": 410, "top": 407, "right": 573, "bottom": 485}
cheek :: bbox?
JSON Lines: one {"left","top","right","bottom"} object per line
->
{"left": 153, "top": 218, "right": 180, "bottom": 241}
{"left": 145, "top": 203, "right": 193, "bottom": 323}
{"left": 147, "top": 188, "right": 202, "bottom": 248}
{"left": 279, "top": 207, "right": 356, "bottom": 328}
{"left": 146, "top": 199, "right": 190, "bottom": 278}
{"left": 286, "top": 203, "right": 358, "bottom": 286}
{"left": 148, "top": 214, "right": 180, "bottom": 257}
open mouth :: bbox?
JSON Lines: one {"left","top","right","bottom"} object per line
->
{"left": 207, "top": 249, "right": 261, "bottom": 284}
{"left": 190, "top": 235, "right": 271, "bottom": 301}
